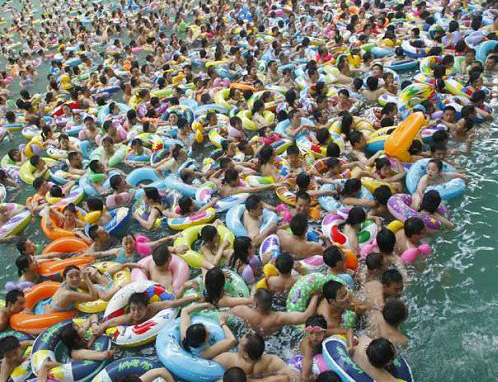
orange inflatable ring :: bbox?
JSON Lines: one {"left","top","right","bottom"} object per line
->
{"left": 37, "top": 256, "right": 94, "bottom": 277}
{"left": 40, "top": 207, "right": 76, "bottom": 241}
{"left": 10, "top": 281, "right": 75, "bottom": 335}
{"left": 42, "top": 237, "right": 89, "bottom": 254}
{"left": 311, "top": 158, "right": 351, "bottom": 179}
{"left": 229, "top": 83, "right": 257, "bottom": 92}
{"left": 38, "top": 237, "right": 92, "bottom": 277}
{"left": 343, "top": 247, "right": 359, "bottom": 270}
{"left": 275, "top": 177, "right": 319, "bottom": 206}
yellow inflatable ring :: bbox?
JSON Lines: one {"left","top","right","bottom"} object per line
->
{"left": 76, "top": 261, "right": 131, "bottom": 313}
{"left": 173, "top": 224, "right": 234, "bottom": 268}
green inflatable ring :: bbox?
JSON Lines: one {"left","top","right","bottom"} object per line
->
{"left": 287, "top": 273, "right": 356, "bottom": 329}
{"left": 184, "top": 269, "right": 249, "bottom": 322}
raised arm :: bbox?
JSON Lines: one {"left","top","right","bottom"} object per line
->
{"left": 201, "top": 313, "right": 237, "bottom": 359}
{"left": 277, "top": 295, "right": 319, "bottom": 326}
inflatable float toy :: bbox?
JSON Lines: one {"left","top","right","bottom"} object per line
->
{"left": 155, "top": 317, "right": 225, "bottom": 382}
{"left": 10, "top": 282, "right": 76, "bottom": 335}
{"left": 159, "top": 175, "right": 200, "bottom": 198}
{"left": 399, "top": 242, "right": 432, "bottom": 264}
{"left": 236, "top": 109, "right": 275, "bottom": 131}
{"left": 247, "top": 90, "right": 285, "bottom": 110}
{"left": 275, "top": 117, "right": 315, "bottom": 138}
{"left": 287, "top": 273, "right": 356, "bottom": 328}
{"left": 89, "top": 144, "right": 128, "bottom": 167}
{"left": 401, "top": 39, "right": 433, "bottom": 57}
{"left": 384, "top": 112, "right": 426, "bottom": 162}
{"left": 1, "top": 122, "right": 26, "bottom": 132}
{"left": 386, "top": 59, "right": 419, "bottom": 72}
{"left": 19, "top": 158, "right": 58, "bottom": 185}
{"left": 30, "top": 320, "right": 111, "bottom": 381}
{"left": 83, "top": 207, "right": 130, "bottom": 236}
{"left": 444, "top": 78, "right": 472, "bottom": 99}
{"left": 91, "top": 357, "right": 162, "bottom": 382}
{"left": 310, "top": 158, "right": 351, "bottom": 179}
{"left": 295, "top": 132, "right": 345, "bottom": 159}
{"left": 0, "top": 154, "right": 20, "bottom": 168}
{"left": 173, "top": 224, "right": 234, "bottom": 268}
{"left": 193, "top": 104, "right": 229, "bottom": 117}
{"left": 183, "top": 268, "right": 250, "bottom": 317}
{"left": 125, "top": 166, "right": 165, "bottom": 190}
{"left": 5, "top": 280, "right": 35, "bottom": 292}
{"left": 126, "top": 133, "right": 164, "bottom": 151}
{"left": 126, "top": 147, "right": 152, "bottom": 166}
{"left": 207, "top": 128, "right": 227, "bottom": 149}
{"left": 46, "top": 185, "right": 84, "bottom": 206}
{"left": 317, "top": 180, "right": 374, "bottom": 213}
{"left": 377, "top": 93, "right": 398, "bottom": 107}
{"left": 214, "top": 88, "right": 237, "bottom": 110}
{"left": 37, "top": 255, "right": 95, "bottom": 278}
{"left": 0, "top": 330, "right": 32, "bottom": 382}
{"left": 287, "top": 353, "right": 329, "bottom": 376}
{"left": 41, "top": 205, "right": 86, "bottom": 241}
{"left": 0, "top": 203, "right": 31, "bottom": 239}
{"left": 321, "top": 213, "right": 378, "bottom": 250}
{"left": 258, "top": 234, "right": 357, "bottom": 279}
{"left": 46, "top": 139, "right": 83, "bottom": 161}
{"left": 167, "top": 207, "right": 217, "bottom": 230}
{"left": 405, "top": 158, "right": 466, "bottom": 200}
{"left": 322, "top": 335, "right": 413, "bottom": 382}
{"left": 21, "top": 125, "right": 42, "bottom": 140}
{"left": 364, "top": 127, "right": 396, "bottom": 154}
{"left": 103, "top": 281, "right": 176, "bottom": 347}
{"left": 76, "top": 261, "right": 131, "bottom": 313}
{"left": 329, "top": 117, "right": 374, "bottom": 136}
{"left": 130, "top": 255, "right": 190, "bottom": 292}
{"left": 37, "top": 237, "right": 92, "bottom": 276}
{"left": 79, "top": 169, "right": 119, "bottom": 197}
{"left": 245, "top": 156, "right": 290, "bottom": 186}
{"left": 132, "top": 192, "right": 192, "bottom": 230}
{"left": 275, "top": 177, "right": 319, "bottom": 207}
{"left": 97, "top": 103, "right": 130, "bottom": 125}
{"left": 398, "top": 84, "right": 443, "bottom": 119}
{"left": 248, "top": 135, "right": 293, "bottom": 156}
{"left": 209, "top": 193, "right": 249, "bottom": 213}
{"left": 161, "top": 104, "right": 195, "bottom": 125}
{"left": 476, "top": 40, "right": 498, "bottom": 63}
{"left": 226, "top": 204, "right": 278, "bottom": 237}
{"left": 387, "top": 193, "right": 449, "bottom": 230}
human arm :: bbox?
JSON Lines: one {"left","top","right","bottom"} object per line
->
{"left": 132, "top": 207, "right": 160, "bottom": 230}
{"left": 36, "top": 360, "right": 62, "bottom": 382}
{"left": 211, "top": 239, "right": 232, "bottom": 267}
{"left": 301, "top": 338, "right": 314, "bottom": 382}
{"left": 149, "top": 294, "right": 200, "bottom": 315}
{"left": 71, "top": 348, "right": 113, "bottom": 361}
{"left": 180, "top": 302, "right": 214, "bottom": 339}
{"left": 92, "top": 314, "right": 131, "bottom": 336}
{"left": 277, "top": 295, "right": 319, "bottom": 326}
{"left": 433, "top": 212, "right": 455, "bottom": 230}
{"left": 140, "top": 368, "right": 175, "bottom": 382}
{"left": 342, "top": 197, "right": 377, "bottom": 208}
{"left": 412, "top": 175, "right": 428, "bottom": 209}
{"left": 202, "top": 313, "right": 237, "bottom": 359}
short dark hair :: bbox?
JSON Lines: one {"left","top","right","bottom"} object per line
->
{"left": 6, "top": 290, "right": 24, "bottom": 306}
{"left": 243, "top": 332, "right": 265, "bottom": 360}
{"left": 381, "top": 269, "right": 403, "bottom": 286}
{"left": 129, "top": 292, "right": 149, "bottom": 307}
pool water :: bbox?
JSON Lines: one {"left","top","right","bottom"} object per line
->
{"left": 1, "top": 1, "right": 498, "bottom": 380}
